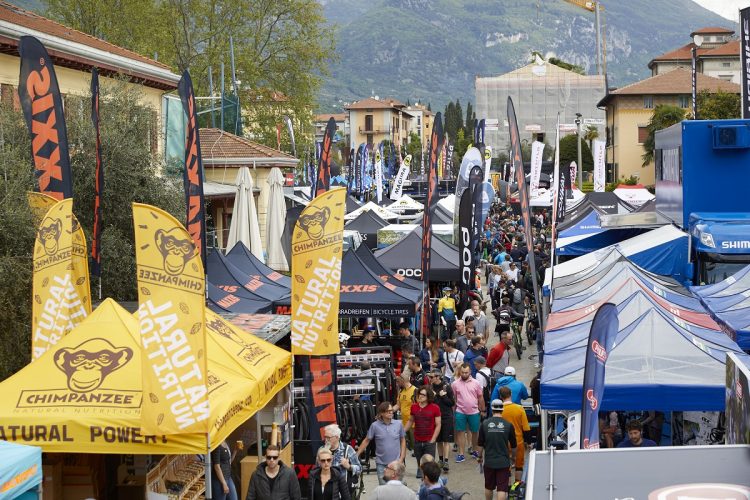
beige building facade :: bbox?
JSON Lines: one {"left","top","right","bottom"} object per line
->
{"left": 345, "top": 97, "right": 415, "bottom": 150}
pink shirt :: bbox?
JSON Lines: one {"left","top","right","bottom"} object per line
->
{"left": 451, "top": 376, "right": 484, "bottom": 415}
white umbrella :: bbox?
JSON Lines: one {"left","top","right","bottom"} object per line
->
{"left": 226, "top": 166, "right": 264, "bottom": 260}
{"left": 266, "top": 167, "right": 289, "bottom": 271}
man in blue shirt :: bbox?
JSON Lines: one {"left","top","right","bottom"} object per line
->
{"left": 489, "top": 366, "right": 529, "bottom": 406}
{"left": 617, "top": 420, "right": 657, "bottom": 448}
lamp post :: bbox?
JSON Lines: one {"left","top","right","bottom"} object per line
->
{"left": 692, "top": 34, "right": 703, "bottom": 119}
{"left": 575, "top": 113, "right": 583, "bottom": 190}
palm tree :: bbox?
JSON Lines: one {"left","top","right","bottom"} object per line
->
{"left": 583, "top": 124, "right": 599, "bottom": 150}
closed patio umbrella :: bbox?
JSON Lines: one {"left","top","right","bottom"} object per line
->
{"left": 266, "top": 167, "right": 289, "bottom": 271}
{"left": 227, "top": 166, "right": 264, "bottom": 260}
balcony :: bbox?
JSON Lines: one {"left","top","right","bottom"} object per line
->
{"left": 358, "top": 127, "right": 388, "bottom": 135}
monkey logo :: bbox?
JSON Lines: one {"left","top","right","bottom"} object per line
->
{"left": 298, "top": 207, "right": 331, "bottom": 240}
{"left": 155, "top": 227, "right": 195, "bottom": 275}
{"left": 38, "top": 216, "right": 63, "bottom": 256}
{"left": 54, "top": 338, "right": 133, "bottom": 393}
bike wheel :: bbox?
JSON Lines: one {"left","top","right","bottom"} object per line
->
{"left": 514, "top": 334, "right": 523, "bottom": 360}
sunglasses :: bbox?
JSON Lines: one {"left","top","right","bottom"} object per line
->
{"left": 418, "top": 392, "right": 427, "bottom": 396}
{"left": 319, "top": 458, "right": 332, "bottom": 463}
{"left": 266, "top": 455, "right": 279, "bottom": 460}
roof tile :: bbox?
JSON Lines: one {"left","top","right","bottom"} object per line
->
{"left": 200, "top": 128, "right": 296, "bottom": 162}
{"left": 608, "top": 67, "right": 739, "bottom": 97}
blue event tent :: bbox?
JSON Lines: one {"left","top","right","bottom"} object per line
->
{"left": 691, "top": 264, "right": 750, "bottom": 351}
{"left": 542, "top": 253, "right": 742, "bottom": 411}
{"left": 0, "top": 441, "right": 42, "bottom": 500}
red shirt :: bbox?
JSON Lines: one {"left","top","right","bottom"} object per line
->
{"left": 410, "top": 402, "right": 441, "bottom": 442}
{"left": 487, "top": 342, "right": 509, "bottom": 371}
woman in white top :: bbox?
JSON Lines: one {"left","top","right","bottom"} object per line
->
{"left": 442, "top": 339, "right": 464, "bottom": 380}
{"left": 505, "top": 262, "right": 519, "bottom": 283}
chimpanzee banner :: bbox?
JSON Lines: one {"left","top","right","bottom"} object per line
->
{"left": 18, "top": 36, "right": 73, "bottom": 201}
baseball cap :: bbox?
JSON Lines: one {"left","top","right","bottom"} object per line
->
{"left": 504, "top": 366, "right": 516, "bottom": 376}
{"left": 491, "top": 399, "right": 503, "bottom": 411}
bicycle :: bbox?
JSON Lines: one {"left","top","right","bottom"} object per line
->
{"left": 511, "top": 320, "right": 523, "bottom": 360}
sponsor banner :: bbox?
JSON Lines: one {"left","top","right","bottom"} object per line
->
{"left": 375, "top": 142, "right": 384, "bottom": 203}
{"left": 354, "top": 143, "right": 364, "bottom": 195}
{"left": 421, "top": 113, "right": 444, "bottom": 333}
{"left": 454, "top": 147, "right": 483, "bottom": 220}
{"left": 18, "top": 36, "right": 73, "bottom": 201}
{"left": 90, "top": 68, "right": 104, "bottom": 277}
{"left": 569, "top": 161, "right": 577, "bottom": 190}
{"left": 475, "top": 118, "right": 485, "bottom": 146}
{"left": 530, "top": 141, "right": 545, "bottom": 198}
{"left": 133, "top": 203, "right": 208, "bottom": 435}
{"left": 580, "top": 303, "right": 619, "bottom": 450}
{"left": 458, "top": 188, "right": 473, "bottom": 307}
{"left": 315, "top": 118, "right": 336, "bottom": 197}
{"left": 291, "top": 188, "right": 345, "bottom": 355}
{"left": 283, "top": 115, "right": 296, "bottom": 158}
{"left": 508, "top": 97, "right": 543, "bottom": 327}
{"left": 390, "top": 155, "right": 411, "bottom": 200}
{"left": 726, "top": 352, "right": 750, "bottom": 445}
{"left": 177, "top": 71, "right": 207, "bottom": 268}
{"left": 742, "top": 8, "right": 750, "bottom": 119}
{"left": 479, "top": 181, "right": 496, "bottom": 229}
{"left": 31, "top": 198, "right": 89, "bottom": 359}
{"left": 469, "top": 165, "right": 483, "bottom": 272}
{"left": 445, "top": 142, "right": 454, "bottom": 180}
{"left": 483, "top": 145, "right": 492, "bottom": 182}
{"left": 300, "top": 355, "right": 337, "bottom": 450}
{"left": 593, "top": 139, "right": 606, "bottom": 192}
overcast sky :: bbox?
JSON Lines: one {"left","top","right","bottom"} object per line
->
{"left": 693, "top": 0, "right": 750, "bottom": 21}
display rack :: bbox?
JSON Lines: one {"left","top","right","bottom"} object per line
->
{"left": 147, "top": 455, "right": 205, "bottom": 500}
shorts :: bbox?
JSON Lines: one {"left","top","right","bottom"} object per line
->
{"left": 455, "top": 412, "right": 480, "bottom": 433}
{"left": 438, "top": 418, "right": 455, "bottom": 442}
{"left": 514, "top": 442, "right": 525, "bottom": 468}
{"left": 483, "top": 466, "right": 511, "bottom": 491}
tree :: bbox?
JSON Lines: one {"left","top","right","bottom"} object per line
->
{"left": 697, "top": 89, "right": 740, "bottom": 120}
{"left": 559, "top": 133, "right": 593, "bottom": 174}
{"left": 583, "top": 124, "right": 599, "bottom": 150}
{"left": 45, "top": 0, "right": 335, "bottom": 151}
{"left": 464, "top": 101, "right": 475, "bottom": 139}
{"left": 0, "top": 80, "right": 183, "bottom": 380}
{"left": 548, "top": 57, "right": 585, "bottom": 75}
{"left": 642, "top": 104, "right": 685, "bottom": 166}
{"left": 404, "top": 132, "right": 422, "bottom": 166}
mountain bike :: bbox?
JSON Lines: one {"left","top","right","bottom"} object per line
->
{"left": 511, "top": 320, "right": 523, "bottom": 360}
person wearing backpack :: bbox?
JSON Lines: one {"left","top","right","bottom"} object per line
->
{"left": 473, "top": 357, "right": 494, "bottom": 417}
{"left": 418, "top": 461, "right": 452, "bottom": 500}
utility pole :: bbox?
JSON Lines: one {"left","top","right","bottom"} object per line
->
{"left": 576, "top": 113, "right": 583, "bottom": 190}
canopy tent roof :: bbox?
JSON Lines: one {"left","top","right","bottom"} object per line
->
{"left": 635, "top": 198, "right": 655, "bottom": 213}
{"left": 345, "top": 195, "right": 362, "bottom": 213}
{"left": 546, "top": 225, "right": 690, "bottom": 291}
{"left": 387, "top": 194, "right": 424, "bottom": 212}
{"left": 354, "top": 244, "right": 424, "bottom": 291}
{"left": 207, "top": 281, "right": 273, "bottom": 314}
{"left": 344, "top": 201, "right": 401, "bottom": 221}
{"left": 0, "top": 441, "right": 42, "bottom": 498}
{"left": 691, "top": 264, "right": 750, "bottom": 350}
{"left": 0, "top": 299, "right": 292, "bottom": 453}
{"left": 337, "top": 249, "right": 422, "bottom": 317}
{"left": 374, "top": 226, "right": 459, "bottom": 281}
{"left": 432, "top": 204, "right": 454, "bottom": 224}
{"left": 613, "top": 185, "right": 655, "bottom": 207}
{"left": 345, "top": 209, "right": 388, "bottom": 249}
{"left": 227, "top": 242, "right": 292, "bottom": 288}
{"left": 541, "top": 294, "right": 743, "bottom": 411}
{"left": 208, "top": 250, "right": 289, "bottom": 302}
{"left": 437, "top": 194, "right": 455, "bottom": 214}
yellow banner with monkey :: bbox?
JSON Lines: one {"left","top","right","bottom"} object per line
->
{"left": 291, "top": 188, "right": 345, "bottom": 355}
{"left": 133, "top": 203, "right": 208, "bottom": 435}
{"left": 31, "top": 198, "right": 90, "bottom": 360}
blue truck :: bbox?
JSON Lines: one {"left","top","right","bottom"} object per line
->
{"left": 655, "top": 119, "right": 750, "bottom": 285}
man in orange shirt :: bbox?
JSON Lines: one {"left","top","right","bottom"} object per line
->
{"left": 497, "top": 386, "right": 531, "bottom": 482}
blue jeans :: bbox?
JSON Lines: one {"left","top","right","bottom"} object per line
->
{"left": 211, "top": 477, "right": 238, "bottom": 500}
{"left": 376, "top": 463, "right": 387, "bottom": 485}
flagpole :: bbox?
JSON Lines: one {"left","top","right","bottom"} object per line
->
{"left": 97, "top": 276, "right": 102, "bottom": 301}
{"left": 205, "top": 433, "right": 213, "bottom": 500}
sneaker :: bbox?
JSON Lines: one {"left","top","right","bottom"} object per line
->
{"left": 470, "top": 450, "right": 480, "bottom": 460}
{"left": 455, "top": 454, "right": 465, "bottom": 463}
{"left": 442, "top": 462, "right": 450, "bottom": 472}
{"left": 416, "top": 471, "right": 423, "bottom": 479}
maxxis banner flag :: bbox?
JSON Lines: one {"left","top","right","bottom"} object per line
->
{"left": 291, "top": 188, "right": 346, "bottom": 355}
{"left": 508, "top": 98, "right": 543, "bottom": 328}
{"left": 580, "top": 303, "right": 619, "bottom": 449}
{"left": 90, "top": 68, "right": 104, "bottom": 277}
{"left": 18, "top": 36, "right": 73, "bottom": 201}
{"left": 742, "top": 8, "right": 750, "bottom": 119}
{"left": 177, "top": 71, "right": 207, "bottom": 269}
{"left": 31, "top": 198, "right": 89, "bottom": 359}
{"left": 300, "top": 355, "right": 338, "bottom": 449}
{"left": 133, "top": 203, "right": 208, "bottom": 435}
{"left": 593, "top": 139, "right": 606, "bottom": 192}
{"left": 315, "top": 118, "right": 336, "bottom": 198}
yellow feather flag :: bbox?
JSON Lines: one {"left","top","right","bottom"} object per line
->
{"left": 31, "top": 198, "right": 89, "bottom": 359}
{"left": 291, "top": 187, "right": 346, "bottom": 355}
{"left": 28, "top": 192, "right": 91, "bottom": 321}
{"left": 133, "top": 203, "right": 208, "bottom": 435}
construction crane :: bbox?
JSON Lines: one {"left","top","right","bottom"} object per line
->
{"left": 563, "top": 0, "right": 607, "bottom": 76}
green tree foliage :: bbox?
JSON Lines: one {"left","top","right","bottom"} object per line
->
{"left": 465, "top": 101, "right": 475, "bottom": 139}
{"left": 642, "top": 104, "right": 685, "bottom": 166}
{"left": 442, "top": 99, "right": 464, "bottom": 143}
{"left": 404, "top": 132, "right": 422, "bottom": 166}
{"left": 697, "top": 89, "right": 740, "bottom": 120}
{"left": 548, "top": 57, "right": 585, "bottom": 75}
{"left": 559, "top": 133, "right": 593, "bottom": 173}
{"left": 583, "top": 124, "right": 599, "bottom": 149}
{"left": 45, "top": 0, "right": 335, "bottom": 152}
{"left": 0, "top": 80, "right": 182, "bottom": 379}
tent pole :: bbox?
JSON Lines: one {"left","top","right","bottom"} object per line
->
{"left": 540, "top": 409, "right": 548, "bottom": 451}
{"left": 205, "top": 433, "right": 213, "bottom": 500}
{"left": 547, "top": 446, "right": 555, "bottom": 500}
